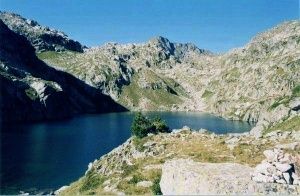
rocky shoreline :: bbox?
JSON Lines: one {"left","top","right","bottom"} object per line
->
{"left": 58, "top": 124, "right": 300, "bottom": 195}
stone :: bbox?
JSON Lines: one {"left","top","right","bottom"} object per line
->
{"left": 276, "top": 179, "right": 287, "bottom": 184}
{"left": 250, "top": 125, "right": 264, "bottom": 138}
{"left": 160, "top": 159, "right": 300, "bottom": 195}
{"left": 136, "top": 181, "right": 153, "bottom": 188}
{"left": 263, "top": 150, "right": 277, "bottom": 162}
{"left": 279, "top": 153, "right": 294, "bottom": 164}
{"left": 274, "top": 163, "right": 292, "bottom": 173}
{"left": 265, "top": 131, "right": 278, "bottom": 138}
{"left": 172, "top": 129, "right": 183, "bottom": 134}
{"left": 198, "top": 128, "right": 208, "bottom": 134}
{"left": 143, "top": 141, "right": 156, "bottom": 147}
{"left": 54, "top": 186, "right": 69, "bottom": 195}
{"left": 252, "top": 173, "right": 271, "bottom": 183}
{"left": 289, "top": 97, "right": 300, "bottom": 111}
{"left": 282, "top": 172, "right": 292, "bottom": 184}
{"left": 182, "top": 126, "right": 192, "bottom": 131}
{"left": 254, "top": 162, "right": 273, "bottom": 174}
{"left": 294, "top": 155, "right": 300, "bottom": 176}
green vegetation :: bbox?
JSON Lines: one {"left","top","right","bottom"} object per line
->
{"left": 131, "top": 113, "right": 170, "bottom": 138}
{"left": 37, "top": 51, "right": 61, "bottom": 60}
{"left": 268, "top": 84, "right": 300, "bottom": 110}
{"left": 264, "top": 116, "right": 300, "bottom": 135}
{"left": 151, "top": 176, "right": 162, "bottom": 195}
{"left": 79, "top": 171, "right": 106, "bottom": 193}
{"left": 292, "top": 84, "right": 300, "bottom": 97}
{"left": 201, "top": 90, "right": 214, "bottom": 99}
{"left": 225, "top": 67, "right": 241, "bottom": 82}
{"left": 119, "top": 72, "right": 184, "bottom": 110}
{"left": 25, "top": 88, "right": 38, "bottom": 100}
{"left": 269, "top": 96, "right": 290, "bottom": 110}
{"left": 276, "top": 67, "right": 285, "bottom": 75}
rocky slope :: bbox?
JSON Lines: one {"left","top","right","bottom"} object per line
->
{"left": 58, "top": 126, "right": 300, "bottom": 195}
{"left": 2, "top": 13, "right": 299, "bottom": 126}
{"left": 0, "top": 19, "right": 126, "bottom": 123}
{"left": 0, "top": 12, "right": 85, "bottom": 52}
{"left": 36, "top": 20, "right": 300, "bottom": 132}
{"left": 38, "top": 36, "right": 211, "bottom": 111}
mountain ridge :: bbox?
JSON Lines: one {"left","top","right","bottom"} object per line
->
{"left": 0, "top": 11, "right": 85, "bottom": 53}
{"left": 1, "top": 12, "right": 299, "bottom": 137}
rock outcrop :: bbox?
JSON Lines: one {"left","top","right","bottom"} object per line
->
{"left": 252, "top": 149, "right": 300, "bottom": 185}
{"left": 0, "top": 11, "right": 85, "bottom": 52}
{"left": 0, "top": 19, "right": 126, "bottom": 123}
{"left": 160, "top": 159, "right": 300, "bottom": 195}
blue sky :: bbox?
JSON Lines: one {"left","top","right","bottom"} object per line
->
{"left": 1, "top": 0, "right": 299, "bottom": 52}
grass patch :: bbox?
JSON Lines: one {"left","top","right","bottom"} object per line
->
{"left": 151, "top": 175, "right": 162, "bottom": 195}
{"left": 232, "top": 143, "right": 266, "bottom": 166}
{"left": 132, "top": 136, "right": 148, "bottom": 151}
{"left": 264, "top": 116, "right": 300, "bottom": 134}
{"left": 292, "top": 84, "right": 300, "bottom": 97}
{"left": 121, "top": 164, "right": 139, "bottom": 177}
{"left": 119, "top": 72, "right": 183, "bottom": 109}
{"left": 225, "top": 67, "right": 241, "bottom": 82}
{"left": 117, "top": 180, "right": 148, "bottom": 195}
{"left": 201, "top": 90, "right": 214, "bottom": 99}
{"left": 79, "top": 171, "right": 106, "bottom": 193}
{"left": 128, "top": 174, "right": 144, "bottom": 184}
{"left": 269, "top": 96, "right": 290, "bottom": 110}
{"left": 25, "top": 88, "right": 38, "bottom": 100}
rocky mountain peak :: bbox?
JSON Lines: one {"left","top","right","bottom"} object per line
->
{"left": 148, "top": 36, "right": 172, "bottom": 47}
{"left": 0, "top": 11, "right": 85, "bottom": 53}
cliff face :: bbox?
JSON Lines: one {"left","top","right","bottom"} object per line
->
{"left": 0, "top": 12, "right": 85, "bottom": 53}
{"left": 0, "top": 20, "right": 126, "bottom": 123}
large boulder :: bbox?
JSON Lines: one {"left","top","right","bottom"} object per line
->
{"left": 160, "top": 159, "right": 300, "bottom": 195}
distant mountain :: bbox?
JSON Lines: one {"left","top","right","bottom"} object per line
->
{"left": 0, "top": 19, "right": 126, "bottom": 123}
{"left": 38, "top": 35, "right": 212, "bottom": 111}
{"left": 1, "top": 11, "right": 299, "bottom": 136}
{"left": 38, "top": 19, "right": 299, "bottom": 136}
{"left": 0, "top": 11, "right": 85, "bottom": 53}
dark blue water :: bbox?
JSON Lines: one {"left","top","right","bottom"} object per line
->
{"left": 0, "top": 112, "right": 254, "bottom": 194}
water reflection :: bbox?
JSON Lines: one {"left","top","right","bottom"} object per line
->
{"left": 1, "top": 112, "right": 254, "bottom": 194}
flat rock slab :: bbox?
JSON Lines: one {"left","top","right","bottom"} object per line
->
{"left": 160, "top": 159, "right": 300, "bottom": 195}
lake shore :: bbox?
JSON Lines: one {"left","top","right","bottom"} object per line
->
{"left": 58, "top": 125, "right": 300, "bottom": 195}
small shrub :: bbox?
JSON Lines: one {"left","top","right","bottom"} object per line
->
{"left": 292, "top": 85, "right": 300, "bottom": 97}
{"left": 128, "top": 174, "right": 143, "bottom": 184}
{"left": 201, "top": 90, "right": 213, "bottom": 99}
{"left": 25, "top": 88, "right": 38, "bottom": 100}
{"left": 131, "top": 113, "right": 170, "bottom": 138}
{"left": 121, "top": 164, "right": 138, "bottom": 177}
{"left": 131, "top": 112, "right": 155, "bottom": 138}
{"left": 151, "top": 176, "right": 162, "bottom": 195}
{"left": 152, "top": 116, "right": 170, "bottom": 134}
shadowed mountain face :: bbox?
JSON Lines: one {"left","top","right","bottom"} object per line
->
{"left": 0, "top": 20, "right": 126, "bottom": 123}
